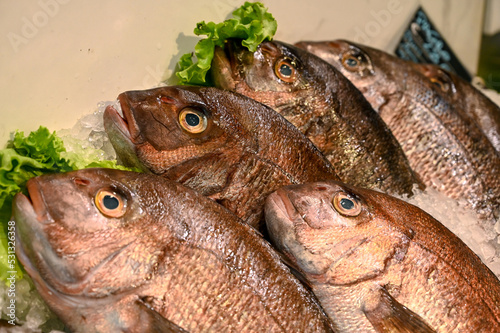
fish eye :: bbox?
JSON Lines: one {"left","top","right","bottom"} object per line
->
{"left": 332, "top": 192, "right": 361, "bottom": 217}
{"left": 95, "top": 189, "right": 127, "bottom": 218}
{"left": 344, "top": 56, "right": 359, "bottom": 68}
{"left": 275, "top": 58, "right": 297, "bottom": 83}
{"left": 178, "top": 108, "right": 208, "bottom": 134}
{"left": 341, "top": 50, "right": 371, "bottom": 75}
{"left": 430, "top": 77, "right": 450, "bottom": 93}
{"left": 428, "top": 70, "right": 455, "bottom": 94}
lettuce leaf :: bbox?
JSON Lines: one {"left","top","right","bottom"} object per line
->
{"left": 175, "top": 1, "right": 277, "bottom": 85}
{"left": 0, "top": 126, "right": 137, "bottom": 282}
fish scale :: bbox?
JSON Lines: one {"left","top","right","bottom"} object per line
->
{"left": 104, "top": 85, "right": 340, "bottom": 230}
{"left": 264, "top": 180, "right": 500, "bottom": 332}
{"left": 396, "top": 64, "right": 500, "bottom": 221}
{"left": 295, "top": 39, "right": 500, "bottom": 223}
{"left": 414, "top": 63, "right": 500, "bottom": 152}
{"left": 210, "top": 39, "right": 423, "bottom": 198}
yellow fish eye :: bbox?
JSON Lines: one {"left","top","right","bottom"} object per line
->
{"left": 341, "top": 50, "right": 372, "bottom": 76}
{"left": 178, "top": 108, "right": 208, "bottom": 134}
{"left": 95, "top": 189, "right": 127, "bottom": 218}
{"left": 332, "top": 192, "right": 361, "bottom": 217}
{"left": 275, "top": 58, "right": 297, "bottom": 83}
{"left": 430, "top": 76, "right": 451, "bottom": 93}
{"left": 343, "top": 55, "right": 359, "bottom": 68}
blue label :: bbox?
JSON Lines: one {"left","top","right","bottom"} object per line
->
{"left": 395, "top": 7, "right": 471, "bottom": 82}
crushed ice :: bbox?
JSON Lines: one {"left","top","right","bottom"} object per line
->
{"left": 57, "top": 100, "right": 121, "bottom": 162}
{"left": 397, "top": 187, "right": 500, "bottom": 276}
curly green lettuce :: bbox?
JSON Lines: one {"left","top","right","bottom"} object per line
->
{"left": 176, "top": 1, "right": 277, "bottom": 85}
{"left": 0, "top": 126, "right": 137, "bottom": 282}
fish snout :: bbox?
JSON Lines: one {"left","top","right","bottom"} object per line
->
{"left": 322, "top": 40, "right": 344, "bottom": 52}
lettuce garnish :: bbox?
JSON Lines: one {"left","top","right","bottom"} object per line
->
{"left": 175, "top": 1, "right": 277, "bottom": 85}
{"left": 0, "top": 126, "right": 137, "bottom": 281}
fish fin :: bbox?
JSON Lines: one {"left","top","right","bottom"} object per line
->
{"left": 362, "top": 287, "right": 436, "bottom": 333}
{"left": 273, "top": 249, "right": 314, "bottom": 290}
{"left": 135, "top": 299, "right": 189, "bottom": 333}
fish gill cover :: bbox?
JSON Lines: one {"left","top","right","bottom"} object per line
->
{"left": 175, "top": 1, "right": 278, "bottom": 85}
{"left": 0, "top": 126, "right": 137, "bottom": 282}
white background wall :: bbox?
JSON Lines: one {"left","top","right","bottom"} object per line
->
{"left": 0, "top": 0, "right": 486, "bottom": 143}
{"left": 484, "top": 0, "right": 500, "bottom": 34}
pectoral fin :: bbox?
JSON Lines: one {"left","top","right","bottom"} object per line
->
{"left": 135, "top": 299, "right": 189, "bottom": 333}
{"left": 362, "top": 287, "right": 436, "bottom": 333}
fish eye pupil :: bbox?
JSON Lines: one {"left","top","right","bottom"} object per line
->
{"left": 280, "top": 63, "right": 292, "bottom": 76}
{"left": 340, "top": 198, "right": 354, "bottom": 210}
{"left": 103, "top": 195, "right": 119, "bottom": 210}
{"left": 346, "top": 58, "right": 358, "bottom": 67}
{"left": 185, "top": 113, "right": 200, "bottom": 127}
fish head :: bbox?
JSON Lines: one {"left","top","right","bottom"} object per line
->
{"left": 211, "top": 38, "right": 334, "bottom": 115}
{"left": 104, "top": 85, "right": 258, "bottom": 196}
{"left": 13, "top": 168, "right": 187, "bottom": 327}
{"left": 264, "top": 180, "right": 413, "bottom": 286}
{"left": 294, "top": 39, "right": 401, "bottom": 110}
{"left": 295, "top": 39, "right": 375, "bottom": 85}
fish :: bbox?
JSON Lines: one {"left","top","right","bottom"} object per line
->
{"left": 13, "top": 168, "right": 336, "bottom": 333}
{"left": 295, "top": 39, "right": 500, "bottom": 222}
{"left": 103, "top": 85, "right": 340, "bottom": 230}
{"left": 415, "top": 63, "right": 500, "bottom": 152}
{"left": 264, "top": 180, "right": 500, "bottom": 333}
{"left": 295, "top": 39, "right": 500, "bottom": 153}
{"left": 210, "top": 39, "right": 423, "bottom": 198}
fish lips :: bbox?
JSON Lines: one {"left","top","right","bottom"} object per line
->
{"left": 265, "top": 187, "right": 299, "bottom": 251}
{"left": 13, "top": 191, "right": 81, "bottom": 296}
{"left": 103, "top": 95, "right": 149, "bottom": 170}
{"left": 211, "top": 40, "right": 242, "bottom": 90}
{"left": 103, "top": 94, "right": 142, "bottom": 143}
{"left": 265, "top": 188, "right": 322, "bottom": 275}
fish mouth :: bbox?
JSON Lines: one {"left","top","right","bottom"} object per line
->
{"left": 211, "top": 40, "right": 241, "bottom": 90}
{"left": 24, "top": 177, "right": 50, "bottom": 223}
{"left": 14, "top": 190, "right": 80, "bottom": 297}
{"left": 103, "top": 94, "right": 143, "bottom": 145}
{"left": 103, "top": 95, "right": 149, "bottom": 170}
{"left": 13, "top": 181, "right": 132, "bottom": 298}
{"left": 267, "top": 187, "right": 303, "bottom": 228}
{"left": 264, "top": 187, "right": 308, "bottom": 270}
